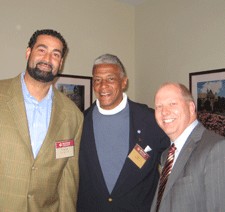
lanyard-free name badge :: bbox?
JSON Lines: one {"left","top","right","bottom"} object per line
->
{"left": 55, "top": 140, "right": 74, "bottom": 159}
{"left": 128, "top": 144, "right": 149, "bottom": 168}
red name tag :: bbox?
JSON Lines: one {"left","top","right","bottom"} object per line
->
{"left": 56, "top": 140, "right": 74, "bottom": 148}
{"left": 55, "top": 140, "right": 74, "bottom": 159}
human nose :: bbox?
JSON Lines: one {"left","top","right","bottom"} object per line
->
{"left": 161, "top": 106, "right": 170, "bottom": 116}
{"left": 100, "top": 79, "right": 109, "bottom": 87}
{"left": 43, "top": 52, "right": 52, "bottom": 62}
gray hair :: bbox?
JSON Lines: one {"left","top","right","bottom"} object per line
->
{"left": 92, "top": 54, "right": 126, "bottom": 78}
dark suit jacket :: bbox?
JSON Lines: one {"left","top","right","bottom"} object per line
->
{"left": 77, "top": 99, "right": 169, "bottom": 212}
{"left": 150, "top": 123, "right": 225, "bottom": 212}
{"left": 0, "top": 75, "right": 83, "bottom": 211}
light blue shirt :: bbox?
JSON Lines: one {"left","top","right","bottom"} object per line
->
{"left": 172, "top": 119, "right": 198, "bottom": 168}
{"left": 21, "top": 72, "right": 53, "bottom": 158}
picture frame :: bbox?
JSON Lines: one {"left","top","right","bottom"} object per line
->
{"left": 189, "top": 68, "right": 225, "bottom": 136}
{"left": 54, "top": 74, "right": 92, "bottom": 112}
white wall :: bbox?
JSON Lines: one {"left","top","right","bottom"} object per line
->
{"left": 135, "top": 0, "right": 225, "bottom": 107}
{"left": 0, "top": 0, "right": 135, "bottom": 101}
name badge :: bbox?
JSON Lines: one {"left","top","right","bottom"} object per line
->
{"left": 128, "top": 144, "right": 149, "bottom": 169}
{"left": 55, "top": 140, "right": 74, "bottom": 159}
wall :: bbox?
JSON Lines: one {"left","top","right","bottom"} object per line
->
{"left": 135, "top": 0, "right": 225, "bottom": 107}
{"left": 0, "top": 0, "right": 135, "bottom": 101}
{"left": 2, "top": 0, "right": 225, "bottom": 108}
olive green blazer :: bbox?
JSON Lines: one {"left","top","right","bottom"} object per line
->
{"left": 0, "top": 74, "right": 83, "bottom": 211}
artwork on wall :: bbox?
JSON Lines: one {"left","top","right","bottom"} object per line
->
{"left": 189, "top": 69, "right": 225, "bottom": 136}
{"left": 54, "top": 74, "right": 92, "bottom": 112}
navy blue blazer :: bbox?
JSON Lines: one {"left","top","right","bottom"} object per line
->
{"left": 77, "top": 99, "right": 169, "bottom": 212}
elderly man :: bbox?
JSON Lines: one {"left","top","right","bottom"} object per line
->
{"left": 151, "top": 82, "right": 225, "bottom": 212}
{"left": 0, "top": 29, "right": 83, "bottom": 211}
{"left": 77, "top": 54, "right": 169, "bottom": 212}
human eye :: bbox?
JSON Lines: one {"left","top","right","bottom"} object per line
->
{"left": 107, "top": 77, "right": 118, "bottom": 83}
{"left": 155, "top": 105, "right": 162, "bottom": 110}
{"left": 170, "top": 102, "right": 177, "bottom": 106}
{"left": 38, "top": 48, "right": 45, "bottom": 53}
{"left": 93, "top": 78, "right": 101, "bottom": 84}
{"left": 53, "top": 52, "right": 61, "bottom": 58}
{"left": 108, "top": 77, "right": 114, "bottom": 81}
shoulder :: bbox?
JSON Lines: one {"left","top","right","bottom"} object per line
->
{"left": 201, "top": 128, "right": 225, "bottom": 148}
{"left": 0, "top": 75, "right": 20, "bottom": 98}
{"left": 202, "top": 128, "right": 224, "bottom": 140}
{"left": 194, "top": 123, "right": 225, "bottom": 145}
{"left": 128, "top": 99, "right": 169, "bottom": 139}
{"left": 83, "top": 102, "right": 96, "bottom": 117}
{"left": 128, "top": 99, "right": 155, "bottom": 115}
{"left": 54, "top": 88, "right": 83, "bottom": 119}
{"left": 192, "top": 125, "right": 225, "bottom": 159}
{"left": 0, "top": 77, "right": 17, "bottom": 92}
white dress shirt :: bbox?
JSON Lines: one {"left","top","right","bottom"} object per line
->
{"left": 171, "top": 119, "right": 198, "bottom": 168}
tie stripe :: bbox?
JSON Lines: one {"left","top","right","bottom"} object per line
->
{"left": 156, "top": 143, "right": 176, "bottom": 212}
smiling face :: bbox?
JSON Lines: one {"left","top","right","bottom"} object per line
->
{"left": 26, "top": 35, "right": 63, "bottom": 82}
{"left": 154, "top": 84, "right": 196, "bottom": 142}
{"left": 93, "top": 63, "right": 127, "bottom": 110}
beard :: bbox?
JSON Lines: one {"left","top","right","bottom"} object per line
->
{"left": 26, "top": 60, "right": 59, "bottom": 83}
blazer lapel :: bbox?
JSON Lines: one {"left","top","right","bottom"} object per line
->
{"left": 36, "top": 88, "right": 66, "bottom": 159}
{"left": 161, "top": 123, "right": 206, "bottom": 203}
{"left": 6, "top": 75, "right": 32, "bottom": 154}
{"left": 112, "top": 100, "right": 151, "bottom": 197}
{"left": 83, "top": 103, "right": 110, "bottom": 193}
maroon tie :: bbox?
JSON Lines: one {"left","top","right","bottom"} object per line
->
{"left": 156, "top": 143, "right": 176, "bottom": 212}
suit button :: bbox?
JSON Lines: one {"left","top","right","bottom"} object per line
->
{"left": 108, "top": 198, "right": 113, "bottom": 202}
{"left": 32, "top": 166, "right": 38, "bottom": 170}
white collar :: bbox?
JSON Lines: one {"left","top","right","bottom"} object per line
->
{"left": 172, "top": 119, "right": 199, "bottom": 152}
{"left": 96, "top": 93, "right": 128, "bottom": 115}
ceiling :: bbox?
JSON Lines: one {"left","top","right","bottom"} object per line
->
{"left": 113, "top": 0, "right": 148, "bottom": 6}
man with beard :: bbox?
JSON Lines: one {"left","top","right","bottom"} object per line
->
{"left": 0, "top": 29, "right": 83, "bottom": 211}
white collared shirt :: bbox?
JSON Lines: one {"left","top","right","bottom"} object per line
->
{"left": 96, "top": 93, "right": 128, "bottom": 115}
{"left": 171, "top": 119, "right": 198, "bottom": 168}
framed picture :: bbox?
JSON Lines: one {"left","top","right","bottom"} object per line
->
{"left": 54, "top": 74, "right": 92, "bottom": 112}
{"left": 189, "top": 68, "right": 225, "bottom": 136}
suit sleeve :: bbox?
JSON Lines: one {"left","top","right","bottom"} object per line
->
{"left": 204, "top": 139, "right": 225, "bottom": 211}
{"left": 58, "top": 113, "right": 84, "bottom": 212}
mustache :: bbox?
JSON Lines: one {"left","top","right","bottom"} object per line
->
{"left": 36, "top": 62, "right": 53, "bottom": 70}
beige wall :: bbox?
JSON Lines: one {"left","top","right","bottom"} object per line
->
{"left": 2, "top": 0, "right": 225, "bottom": 108}
{"left": 0, "top": 0, "right": 135, "bottom": 102}
{"left": 135, "top": 0, "right": 225, "bottom": 107}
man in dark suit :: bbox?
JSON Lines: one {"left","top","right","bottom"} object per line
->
{"left": 151, "top": 82, "right": 225, "bottom": 212}
{"left": 77, "top": 54, "right": 169, "bottom": 212}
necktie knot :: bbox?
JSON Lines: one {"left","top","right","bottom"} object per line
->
{"left": 169, "top": 143, "right": 176, "bottom": 154}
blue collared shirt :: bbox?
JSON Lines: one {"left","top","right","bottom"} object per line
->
{"left": 21, "top": 72, "right": 53, "bottom": 158}
{"left": 172, "top": 119, "right": 199, "bottom": 168}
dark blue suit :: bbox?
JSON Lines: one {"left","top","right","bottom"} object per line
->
{"left": 77, "top": 99, "right": 169, "bottom": 212}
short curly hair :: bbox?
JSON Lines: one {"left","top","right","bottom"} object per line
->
{"left": 28, "top": 29, "right": 67, "bottom": 58}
